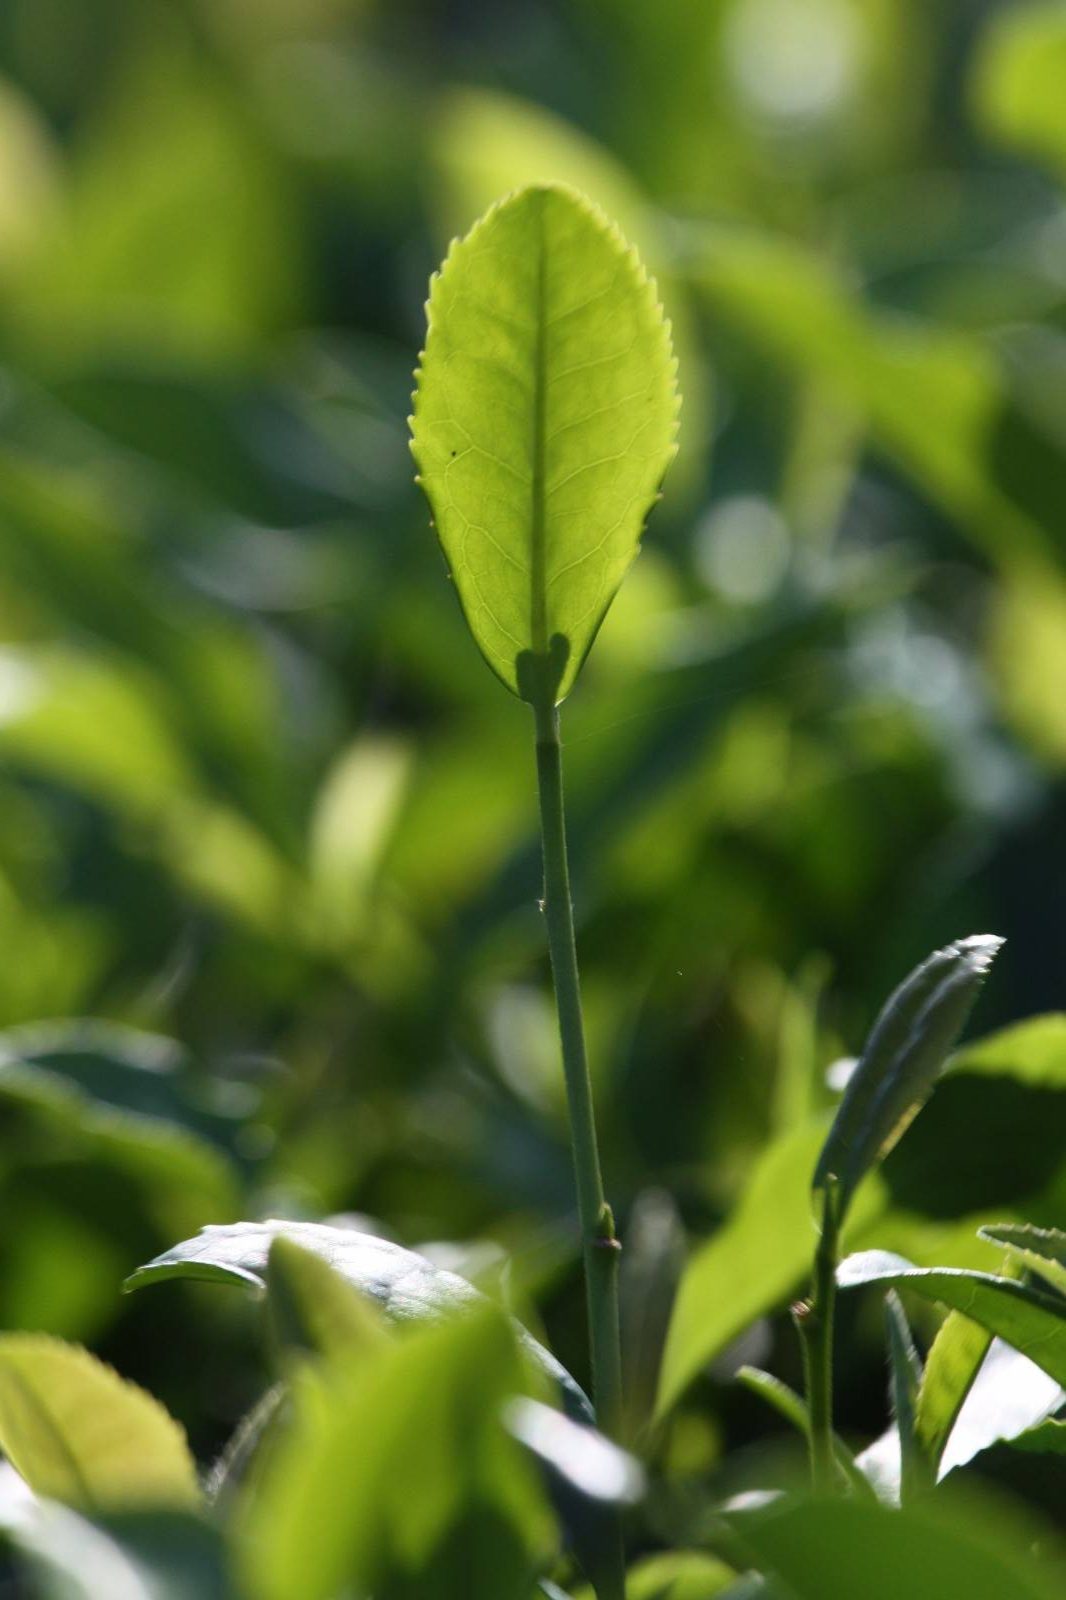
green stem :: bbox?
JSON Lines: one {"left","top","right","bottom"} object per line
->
{"left": 533, "top": 694, "right": 625, "bottom": 1598}
{"left": 796, "top": 1182, "right": 840, "bottom": 1496}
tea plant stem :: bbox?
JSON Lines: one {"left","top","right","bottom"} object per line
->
{"left": 533, "top": 693, "right": 626, "bottom": 1598}
{"left": 796, "top": 1184, "right": 840, "bottom": 1495}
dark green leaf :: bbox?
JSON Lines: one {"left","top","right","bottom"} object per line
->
{"left": 813, "top": 935, "right": 1003, "bottom": 1215}
{"left": 724, "top": 1493, "right": 1065, "bottom": 1600}
{"left": 884, "top": 1291, "right": 926, "bottom": 1501}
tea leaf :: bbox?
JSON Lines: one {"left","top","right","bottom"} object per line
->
{"left": 8, "top": 1506, "right": 228, "bottom": 1600}
{"left": 723, "top": 1493, "right": 1064, "bottom": 1600}
{"left": 239, "top": 1309, "right": 550, "bottom": 1600}
{"left": 266, "top": 1235, "right": 390, "bottom": 1364}
{"left": 126, "top": 1219, "right": 592, "bottom": 1423}
{"left": 813, "top": 935, "right": 1003, "bottom": 1215}
{"left": 837, "top": 1251, "right": 1066, "bottom": 1388}
{"left": 410, "top": 183, "right": 679, "bottom": 704}
{"left": 884, "top": 1291, "right": 925, "bottom": 1500}
{"left": 972, "top": 0, "right": 1066, "bottom": 180}
{"left": 736, "top": 1367, "right": 874, "bottom": 1499}
{"left": 914, "top": 1310, "right": 993, "bottom": 1474}
{"left": 573, "top": 1550, "right": 737, "bottom": 1600}
{"left": 0, "top": 1335, "right": 199, "bottom": 1512}
{"left": 657, "top": 1114, "right": 887, "bottom": 1416}
{"left": 978, "top": 1223, "right": 1066, "bottom": 1297}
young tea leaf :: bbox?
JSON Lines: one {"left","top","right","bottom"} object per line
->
{"left": 914, "top": 1310, "right": 993, "bottom": 1476}
{"left": 735, "top": 1366, "right": 874, "bottom": 1499}
{"left": 978, "top": 1223, "right": 1066, "bottom": 1297}
{"left": 884, "top": 1291, "right": 926, "bottom": 1501}
{"left": 266, "top": 1235, "right": 390, "bottom": 1364}
{"left": 657, "top": 1112, "right": 888, "bottom": 1417}
{"left": 813, "top": 934, "right": 1003, "bottom": 1215}
{"left": 238, "top": 1309, "right": 550, "bottom": 1600}
{"left": 837, "top": 1250, "right": 1066, "bottom": 1389}
{"left": 0, "top": 1335, "right": 200, "bottom": 1512}
{"left": 409, "top": 183, "right": 679, "bottom": 705}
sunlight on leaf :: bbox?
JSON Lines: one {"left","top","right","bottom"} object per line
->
{"left": 0, "top": 1336, "right": 199, "bottom": 1513}
{"left": 410, "top": 183, "right": 679, "bottom": 704}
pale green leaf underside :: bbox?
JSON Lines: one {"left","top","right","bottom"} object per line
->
{"left": 410, "top": 182, "right": 678, "bottom": 703}
{"left": 0, "top": 1334, "right": 200, "bottom": 1512}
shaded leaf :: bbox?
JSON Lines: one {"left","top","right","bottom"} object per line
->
{"left": 884, "top": 1291, "right": 925, "bottom": 1501}
{"left": 410, "top": 183, "right": 678, "bottom": 704}
{"left": 126, "top": 1219, "right": 592, "bottom": 1423}
{"left": 505, "top": 1398, "right": 641, "bottom": 1597}
{"left": 6, "top": 1504, "right": 230, "bottom": 1600}
{"left": 0, "top": 1336, "right": 199, "bottom": 1513}
{"left": 724, "top": 1493, "right": 1065, "bottom": 1600}
{"left": 813, "top": 935, "right": 1003, "bottom": 1215}
{"left": 736, "top": 1367, "right": 873, "bottom": 1500}
{"left": 657, "top": 1114, "right": 886, "bottom": 1416}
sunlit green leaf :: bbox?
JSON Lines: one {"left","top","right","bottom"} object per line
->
{"left": 410, "top": 183, "right": 679, "bottom": 704}
{"left": 266, "top": 1235, "right": 389, "bottom": 1364}
{"left": 837, "top": 1251, "right": 1066, "bottom": 1389}
{"left": 657, "top": 1113, "right": 886, "bottom": 1417}
{"left": 0, "top": 1336, "right": 199, "bottom": 1512}
{"left": 574, "top": 1549, "right": 737, "bottom": 1600}
{"left": 813, "top": 935, "right": 1003, "bottom": 1214}
{"left": 914, "top": 1310, "right": 993, "bottom": 1476}
{"left": 238, "top": 1308, "right": 550, "bottom": 1600}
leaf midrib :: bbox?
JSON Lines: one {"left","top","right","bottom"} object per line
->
{"left": 530, "top": 192, "right": 548, "bottom": 660}
{"left": 0, "top": 1361, "right": 97, "bottom": 1510}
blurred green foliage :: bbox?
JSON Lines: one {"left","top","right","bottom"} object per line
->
{"left": 0, "top": 0, "right": 1064, "bottom": 1589}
